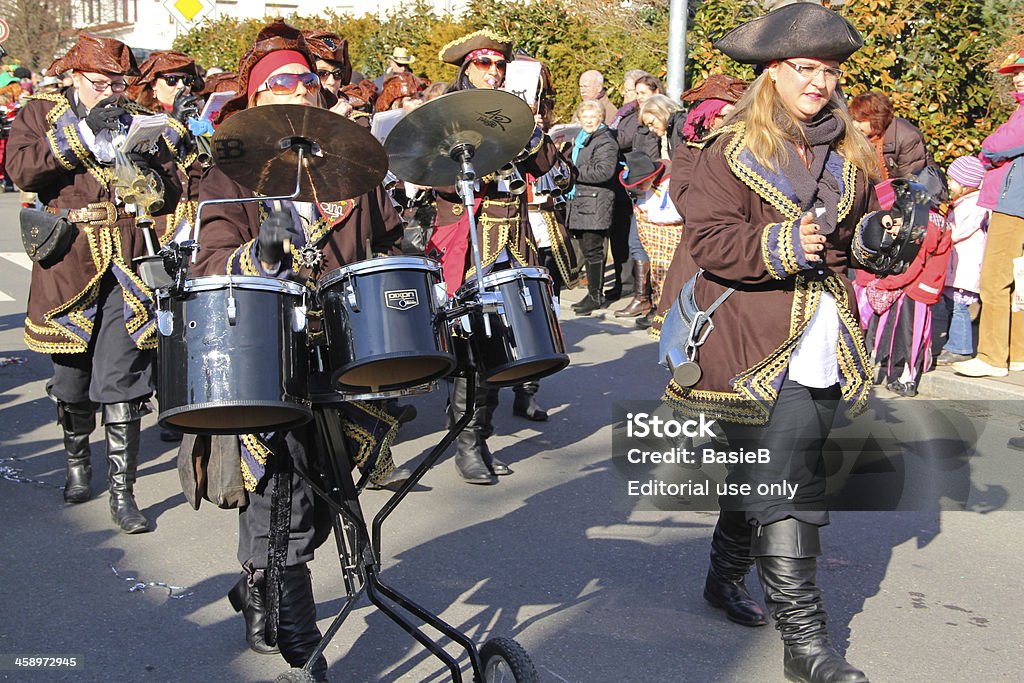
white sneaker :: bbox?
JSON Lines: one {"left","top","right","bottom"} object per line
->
{"left": 952, "top": 358, "right": 1009, "bottom": 378}
{"left": 1011, "top": 362, "right": 1024, "bottom": 372}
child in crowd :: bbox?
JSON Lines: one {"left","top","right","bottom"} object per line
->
{"left": 865, "top": 168, "right": 953, "bottom": 396}
{"left": 934, "top": 155, "right": 989, "bottom": 364}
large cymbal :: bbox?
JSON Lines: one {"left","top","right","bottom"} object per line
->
{"left": 211, "top": 104, "right": 388, "bottom": 202}
{"left": 384, "top": 89, "right": 536, "bottom": 187}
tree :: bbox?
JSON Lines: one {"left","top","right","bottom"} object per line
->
{"left": 0, "top": 0, "right": 75, "bottom": 72}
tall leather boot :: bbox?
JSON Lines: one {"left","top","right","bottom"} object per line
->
{"left": 512, "top": 381, "right": 548, "bottom": 421}
{"left": 753, "top": 519, "right": 868, "bottom": 683}
{"left": 277, "top": 564, "right": 329, "bottom": 682}
{"left": 448, "top": 377, "right": 498, "bottom": 484}
{"left": 58, "top": 401, "right": 95, "bottom": 504}
{"left": 615, "top": 261, "right": 652, "bottom": 318}
{"left": 477, "top": 385, "right": 511, "bottom": 476}
{"left": 228, "top": 566, "right": 280, "bottom": 655}
{"left": 104, "top": 402, "right": 150, "bottom": 534}
{"left": 704, "top": 511, "right": 767, "bottom": 626}
{"left": 573, "top": 261, "right": 604, "bottom": 316}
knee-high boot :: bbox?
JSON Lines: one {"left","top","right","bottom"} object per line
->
{"left": 277, "top": 564, "right": 328, "bottom": 681}
{"left": 753, "top": 519, "right": 868, "bottom": 683}
{"left": 58, "top": 401, "right": 95, "bottom": 504}
{"left": 228, "top": 565, "right": 280, "bottom": 655}
{"left": 103, "top": 402, "right": 150, "bottom": 534}
{"left": 615, "top": 261, "right": 651, "bottom": 318}
{"left": 512, "top": 381, "right": 548, "bottom": 421}
{"left": 704, "top": 511, "right": 766, "bottom": 626}
{"left": 573, "top": 261, "right": 605, "bottom": 315}
{"left": 448, "top": 377, "right": 498, "bottom": 485}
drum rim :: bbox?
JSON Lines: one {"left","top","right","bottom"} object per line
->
{"left": 180, "top": 275, "right": 307, "bottom": 296}
{"left": 459, "top": 266, "right": 551, "bottom": 294}
{"left": 318, "top": 256, "right": 441, "bottom": 290}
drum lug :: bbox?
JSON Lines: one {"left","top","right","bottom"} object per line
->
{"left": 516, "top": 278, "right": 533, "bottom": 312}
{"left": 432, "top": 282, "right": 449, "bottom": 310}
{"left": 292, "top": 304, "right": 308, "bottom": 333}
{"left": 345, "top": 278, "right": 360, "bottom": 313}
{"left": 156, "top": 308, "right": 174, "bottom": 336}
{"left": 226, "top": 291, "right": 237, "bottom": 325}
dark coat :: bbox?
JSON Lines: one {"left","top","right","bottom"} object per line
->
{"left": 566, "top": 127, "right": 619, "bottom": 233}
{"left": 7, "top": 90, "right": 183, "bottom": 354}
{"left": 663, "top": 123, "right": 886, "bottom": 425}
{"left": 882, "top": 117, "right": 934, "bottom": 179}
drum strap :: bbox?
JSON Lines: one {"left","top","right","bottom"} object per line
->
{"left": 263, "top": 446, "right": 293, "bottom": 646}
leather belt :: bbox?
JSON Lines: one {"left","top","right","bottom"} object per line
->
{"left": 47, "top": 202, "right": 131, "bottom": 225}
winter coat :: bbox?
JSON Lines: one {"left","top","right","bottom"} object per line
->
{"left": 881, "top": 117, "right": 935, "bottom": 179}
{"left": 566, "top": 127, "right": 619, "bottom": 233}
{"left": 978, "top": 93, "right": 1024, "bottom": 218}
{"left": 944, "top": 191, "right": 989, "bottom": 293}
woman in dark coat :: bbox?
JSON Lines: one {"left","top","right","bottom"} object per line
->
{"left": 565, "top": 98, "right": 620, "bottom": 314}
{"left": 848, "top": 90, "right": 934, "bottom": 180}
{"left": 663, "top": 5, "right": 919, "bottom": 682}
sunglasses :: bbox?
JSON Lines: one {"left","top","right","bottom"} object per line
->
{"left": 257, "top": 72, "right": 322, "bottom": 96}
{"left": 79, "top": 73, "right": 128, "bottom": 93}
{"left": 471, "top": 57, "right": 508, "bottom": 70}
{"left": 160, "top": 74, "right": 195, "bottom": 87}
{"left": 317, "top": 68, "right": 345, "bottom": 81}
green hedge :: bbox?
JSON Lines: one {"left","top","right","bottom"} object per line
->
{"left": 173, "top": 0, "right": 1021, "bottom": 165}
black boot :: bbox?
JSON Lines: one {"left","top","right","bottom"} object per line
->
{"left": 58, "top": 401, "right": 95, "bottom": 504}
{"left": 574, "top": 261, "right": 604, "bottom": 316}
{"left": 277, "top": 564, "right": 328, "bottom": 681}
{"left": 604, "top": 260, "right": 622, "bottom": 301}
{"left": 228, "top": 568, "right": 280, "bottom": 655}
{"left": 704, "top": 511, "right": 767, "bottom": 627}
{"left": 449, "top": 378, "right": 497, "bottom": 484}
{"left": 104, "top": 402, "right": 150, "bottom": 534}
{"left": 512, "top": 381, "right": 548, "bottom": 421}
{"left": 753, "top": 519, "right": 868, "bottom": 683}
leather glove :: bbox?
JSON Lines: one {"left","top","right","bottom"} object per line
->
{"left": 84, "top": 96, "right": 126, "bottom": 134}
{"left": 127, "top": 151, "right": 150, "bottom": 169}
{"left": 257, "top": 211, "right": 301, "bottom": 265}
{"left": 171, "top": 90, "right": 201, "bottom": 124}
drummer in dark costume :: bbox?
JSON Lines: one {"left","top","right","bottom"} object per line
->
{"left": 193, "top": 21, "right": 404, "bottom": 680}
{"left": 7, "top": 34, "right": 183, "bottom": 534}
{"left": 426, "top": 30, "right": 564, "bottom": 483}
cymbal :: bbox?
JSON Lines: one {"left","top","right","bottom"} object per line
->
{"left": 384, "top": 89, "right": 536, "bottom": 187}
{"left": 211, "top": 104, "right": 388, "bottom": 202}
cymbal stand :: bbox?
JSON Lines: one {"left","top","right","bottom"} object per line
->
{"left": 451, "top": 142, "right": 502, "bottom": 339}
{"left": 295, "top": 373, "right": 487, "bottom": 681}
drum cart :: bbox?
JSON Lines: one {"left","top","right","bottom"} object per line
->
{"left": 276, "top": 368, "right": 539, "bottom": 683}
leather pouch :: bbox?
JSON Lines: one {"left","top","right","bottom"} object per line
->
{"left": 177, "top": 433, "right": 248, "bottom": 510}
{"left": 20, "top": 207, "right": 75, "bottom": 267}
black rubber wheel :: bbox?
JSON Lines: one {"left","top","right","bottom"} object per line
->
{"left": 274, "top": 668, "right": 317, "bottom": 683}
{"left": 480, "top": 637, "right": 539, "bottom": 683}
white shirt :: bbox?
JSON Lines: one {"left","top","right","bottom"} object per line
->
{"left": 787, "top": 290, "right": 841, "bottom": 388}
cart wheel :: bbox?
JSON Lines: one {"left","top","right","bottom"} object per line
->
{"left": 480, "top": 637, "right": 539, "bottom": 683}
{"left": 274, "top": 668, "right": 317, "bottom": 683}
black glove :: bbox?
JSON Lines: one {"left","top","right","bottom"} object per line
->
{"left": 257, "top": 211, "right": 301, "bottom": 264}
{"left": 127, "top": 151, "right": 150, "bottom": 169}
{"left": 83, "top": 96, "right": 126, "bottom": 134}
{"left": 171, "top": 90, "right": 200, "bottom": 124}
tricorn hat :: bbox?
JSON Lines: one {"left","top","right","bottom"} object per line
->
{"left": 389, "top": 46, "right": 416, "bottom": 65}
{"left": 129, "top": 50, "right": 202, "bottom": 99}
{"left": 714, "top": 4, "right": 863, "bottom": 65}
{"left": 216, "top": 19, "right": 315, "bottom": 124}
{"left": 681, "top": 73, "right": 748, "bottom": 104}
{"left": 303, "top": 30, "right": 352, "bottom": 84}
{"left": 619, "top": 151, "right": 667, "bottom": 189}
{"left": 48, "top": 33, "right": 140, "bottom": 77}
{"left": 439, "top": 30, "right": 513, "bottom": 66}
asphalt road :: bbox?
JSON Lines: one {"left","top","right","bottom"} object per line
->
{"left": 1, "top": 189, "right": 1022, "bottom": 682}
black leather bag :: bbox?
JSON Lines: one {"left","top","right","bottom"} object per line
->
{"left": 20, "top": 207, "right": 75, "bottom": 266}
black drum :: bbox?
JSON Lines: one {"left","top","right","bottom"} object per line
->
{"left": 318, "top": 256, "right": 455, "bottom": 392}
{"left": 157, "top": 276, "right": 311, "bottom": 434}
{"left": 457, "top": 267, "right": 569, "bottom": 386}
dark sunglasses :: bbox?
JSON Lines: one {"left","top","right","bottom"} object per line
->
{"left": 257, "top": 72, "right": 322, "bottom": 96}
{"left": 471, "top": 57, "right": 508, "bottom": 70}
{"left": 160, "top": 74, "right": 195, "bottom": 87}
{"left": 317, "top": 68, "right": 345, "bottom": 81}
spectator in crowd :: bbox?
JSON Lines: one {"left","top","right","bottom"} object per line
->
{"left": 953, "top": 51, "right": 1024, "bottom": 378}
{"left": 849, "top": 90, "right": 935, "bottom": 179}
{"left": 934, "top": 155, "right": 989, "bottom": 365}
{"left": 566, "top": 99, "right": 619, "bottom": 315}
{"left": 638, "top": 93, "right": 685, "bottom": 161}
{"left": 373, "top": 45, "right": 416, "bottom": 89}
{"left": 578, "top": 69, "right": 617, "bottom": 125}
{"left": 612, "top": 68, "right": 649, "bottom": 130}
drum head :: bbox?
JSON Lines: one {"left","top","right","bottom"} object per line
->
{"left": 334, "top": 356, "right": 454, "bottom": 392}
{"left": 159, "top": 403, "right": 312, "bottom": 434}
{"left": 481, "top": 357, "right": 569, "bottom": 387}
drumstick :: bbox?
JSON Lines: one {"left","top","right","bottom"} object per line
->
{"left": 283, "top": 238, "right": 291, "bottom": 255}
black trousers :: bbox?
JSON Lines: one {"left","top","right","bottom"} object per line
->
{"left": 573, "top": 230, "right": 606, "bottom": 264}
{"left": 719, "top": 377, "right": 840, "bottom": 528}
{"left": 48, "top": 273, "right": 154, "bottom": 406}
{"left": 237, "top": 422, "right": 332, "bottom": 569}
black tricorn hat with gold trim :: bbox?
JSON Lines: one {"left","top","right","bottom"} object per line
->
{"left": 438, "top": 29, "right": 513, "bottom": 65}
{"left": 714, "top": 3, "right": 862, "bottom": 65}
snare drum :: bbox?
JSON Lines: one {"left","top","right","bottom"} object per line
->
{"left": 157, "top": 276, "right": 311, "bottom": 434}
{"left": 457, "top": 267, "right": 569, "bottom": 386}
{"left": 318, "top": 256, "right": 456, "bottom": 392}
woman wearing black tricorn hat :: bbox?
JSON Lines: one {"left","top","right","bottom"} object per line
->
{"left": 663, "top": 4, "right": 918, "bottom": 682}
